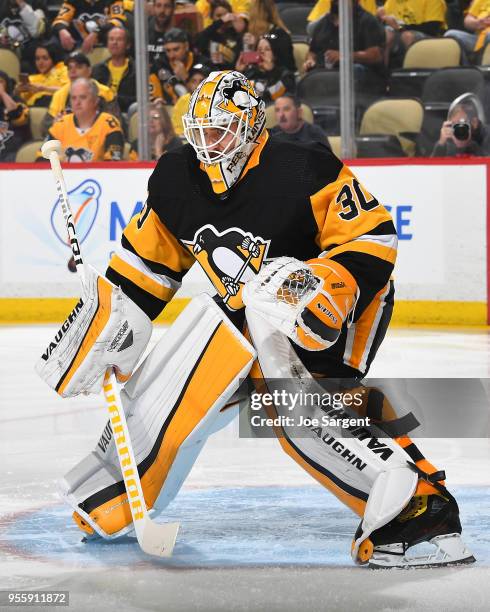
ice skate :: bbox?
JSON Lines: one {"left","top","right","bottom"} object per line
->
{"left": 356, "top": 490, "right": 476, "bottom": 569}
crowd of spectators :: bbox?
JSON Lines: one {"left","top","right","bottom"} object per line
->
{"left": 1, "top": 0, "right": 490, "bottom": 162}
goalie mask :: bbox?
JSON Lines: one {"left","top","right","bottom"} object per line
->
{"left": 183, "top": 70, "right": 267, "bottom": 196}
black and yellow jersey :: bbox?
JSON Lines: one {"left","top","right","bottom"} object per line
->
{"left": 107, "top": 136, "right": 397, "bottom": 376}
{"left": 53, "top": 0, "right": 125, "bottom": 37}
{"left": 43, "top": 111, "right": 124, "bottom": 162}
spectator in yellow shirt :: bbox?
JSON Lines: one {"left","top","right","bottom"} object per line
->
{"left": 445, "top": 0, "right": 490, "bottom": 58}
{"left": 46, "top": 51, "right": 117, "bottom": 132}
{"left": 92, "top": 26, "right": 136, "bottom": 112}
{"left": 378, "top": 0, "right": 447, "bottom": 66}
{"left": 171, "top": 63, "right": 211, "bottom": 136}
{"left": 16, "top": 43, "right": 68, "bottom": 107}
{"left": 40, "top": 78, "right": 124, "bottom": 162}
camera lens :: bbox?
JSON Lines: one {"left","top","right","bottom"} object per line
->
{"left": 452, "top": 121, "right": 470, "bottom": 141}
{"left": 158, "top": 68, "right": 171, "bottom": 82}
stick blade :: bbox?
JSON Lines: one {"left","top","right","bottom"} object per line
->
{"left": 140, "top": 520, "right": 180, "bottom": 558}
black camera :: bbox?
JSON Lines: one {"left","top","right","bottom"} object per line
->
{"left": 452, "top": 120, "right": 471, "bottom": 141}
{"left": 157, "top": 68, "right": 187, "bottom": 97}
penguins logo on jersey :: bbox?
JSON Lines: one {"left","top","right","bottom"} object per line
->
{"left": 65, "top": 147, "right": 94, "bottom": 162}
{"left": 0, "top": 17, "right": 30, "bottom": 45}
{"left": 183, "top": 225, "right": 270, "bottom": 311}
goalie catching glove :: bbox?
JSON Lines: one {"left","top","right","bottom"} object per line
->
{"left": 243, "top": 256, "right": 358, "bottom": 351}
{"left": 36, "top": 265, "right": 152, "bottom": 397}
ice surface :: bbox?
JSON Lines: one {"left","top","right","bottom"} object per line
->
{"left": 1, "top": 325, "right": 490, "bottom": 611}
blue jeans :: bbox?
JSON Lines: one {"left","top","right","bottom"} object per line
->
{"left": 444, "top": 29, "right": 490, "bottom": 54}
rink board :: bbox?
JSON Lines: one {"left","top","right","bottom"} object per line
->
{"left": 0, "top": 158, "right": 487, "bottom": 325}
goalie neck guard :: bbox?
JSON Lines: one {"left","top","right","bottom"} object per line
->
{"left": 183, "top": 70, "right": 267, "bottom": 196}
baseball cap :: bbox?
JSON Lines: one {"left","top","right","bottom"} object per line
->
{"left": 162, "top": 28, "right": 189, "bottom": 44}
{"left": 65, "top": 52, "right": 91, "bottom": 67}
{"left": 187, "top": 63, "right": 211, "bottom": 80}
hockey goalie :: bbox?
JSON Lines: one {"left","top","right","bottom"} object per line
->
{"left": 36, "top": 70, "right": 474, "bottom": 568}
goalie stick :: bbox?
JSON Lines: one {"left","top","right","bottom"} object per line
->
{"left": 41, "top": 140, "right": 179, "bottom": 558}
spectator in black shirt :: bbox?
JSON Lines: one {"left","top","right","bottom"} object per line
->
{"left": 0, "top": 69, "right": 29, "bottom": 161}
{"left": 155, "top": 28, "right": 207, "bottom": 105}
{"left": 237, "top": 32, "right": 295, "bottom": 103}
{"left": 148, "top": 0, "right": 175, "bottom": 70}
{"left": 271, "top": 94, "right": 328, "bottom": 145}
{"left": 195, "top": 0, "right": 245, "bottom": 70}
{"left": 304, "top": 0, "right": 386, "bottom": 97}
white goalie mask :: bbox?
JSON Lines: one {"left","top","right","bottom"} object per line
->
{"left": 183, "top": 70, "right": 266, "bottom": 194}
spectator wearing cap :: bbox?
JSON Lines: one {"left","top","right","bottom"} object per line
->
{"left": 148, "top": 0, "right": 176, "bottom": 70}
{"left": 92, "top": 26, "right": 136, "bottom": 112}
{"left": 52, "top": 0, "right": 127, "bottom": 54}
{"left": 304, "top": 0, "right": 386, "bottom": 97}
{"left": 237, "top": 33, "right": 295, "bottom": 103}
{"left": 195, "top": 0, "right": 250, "bottom": 28}
{"left": 271, "top": 94, "right": 328, "bottom": 145}
{"left": 16, "top": 42, "right": 68, "bottom": 107}
{"left": 0, "top": 70, "right": 29, "bottom": 161}
{"left": 155, "top": 27, "right": 207, "bottom": 105}
{"left": 45, "top": 52, "right": 117, "bottom": 132}
{"left": 195, "top": 0, "right": 246, "bottom": 70}
{"left": 244, "top": 0, "right": 295, "bottom": 72}
{"left": 171, "top": 63, "right": 211, "bottom": 136}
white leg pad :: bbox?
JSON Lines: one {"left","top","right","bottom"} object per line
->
{"left": 61, "top": 294, "right": 255, "bottom": 539}
{"left": 245, "top": 307, "right": 418, "bottom": 560}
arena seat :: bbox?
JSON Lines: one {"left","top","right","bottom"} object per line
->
{"left": 293, "top": 42, "right": 309, "bottom": 76}
{"left": 0, "top": 49, "right": 20, "bottom": 82}
{"left": 29, "top": 107, "right": 48, "bottom": 140}
{"left": 481, "top": 43, "right": 490, "bottom": 66}
{"left": 389, "top": 38, "right": 462, "bottom": 98}
{"left": 359, "top": 98, "right": 424, "bottom": 156}
{"left": 297, "top": 69, "right": 340, "bottom": 133}
{"left": 15, "top": 140, "right": 43, "bottom": 163}
{"left": 87, "top": 46, "right": 111, "bottom": 66}
{"left": 327, "top": 135, "right": 341, "bottom": 157}
{"left": 279, "top": 6, "right": 311, "bottom": 42}
{"left": 421, "top": 67, "right": 485, "bottom": 111}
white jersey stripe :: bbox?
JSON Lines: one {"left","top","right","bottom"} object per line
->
{"left": 116, "top": 246, "right": 182, "bottom": 292}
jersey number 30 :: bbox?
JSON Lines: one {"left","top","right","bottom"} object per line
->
{"left": 337, "top": 179, "right": 379, "bottom": 221}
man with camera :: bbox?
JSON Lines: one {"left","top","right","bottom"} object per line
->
{"left": 431, "top": 97, "right": 490, "bottom": 157}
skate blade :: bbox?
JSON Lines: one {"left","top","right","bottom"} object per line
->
{"left": 368, "top": 533, "right": 476, "bottom": 569}
{"left": 369, "top": 554, "right": 476, "bottom": 569}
